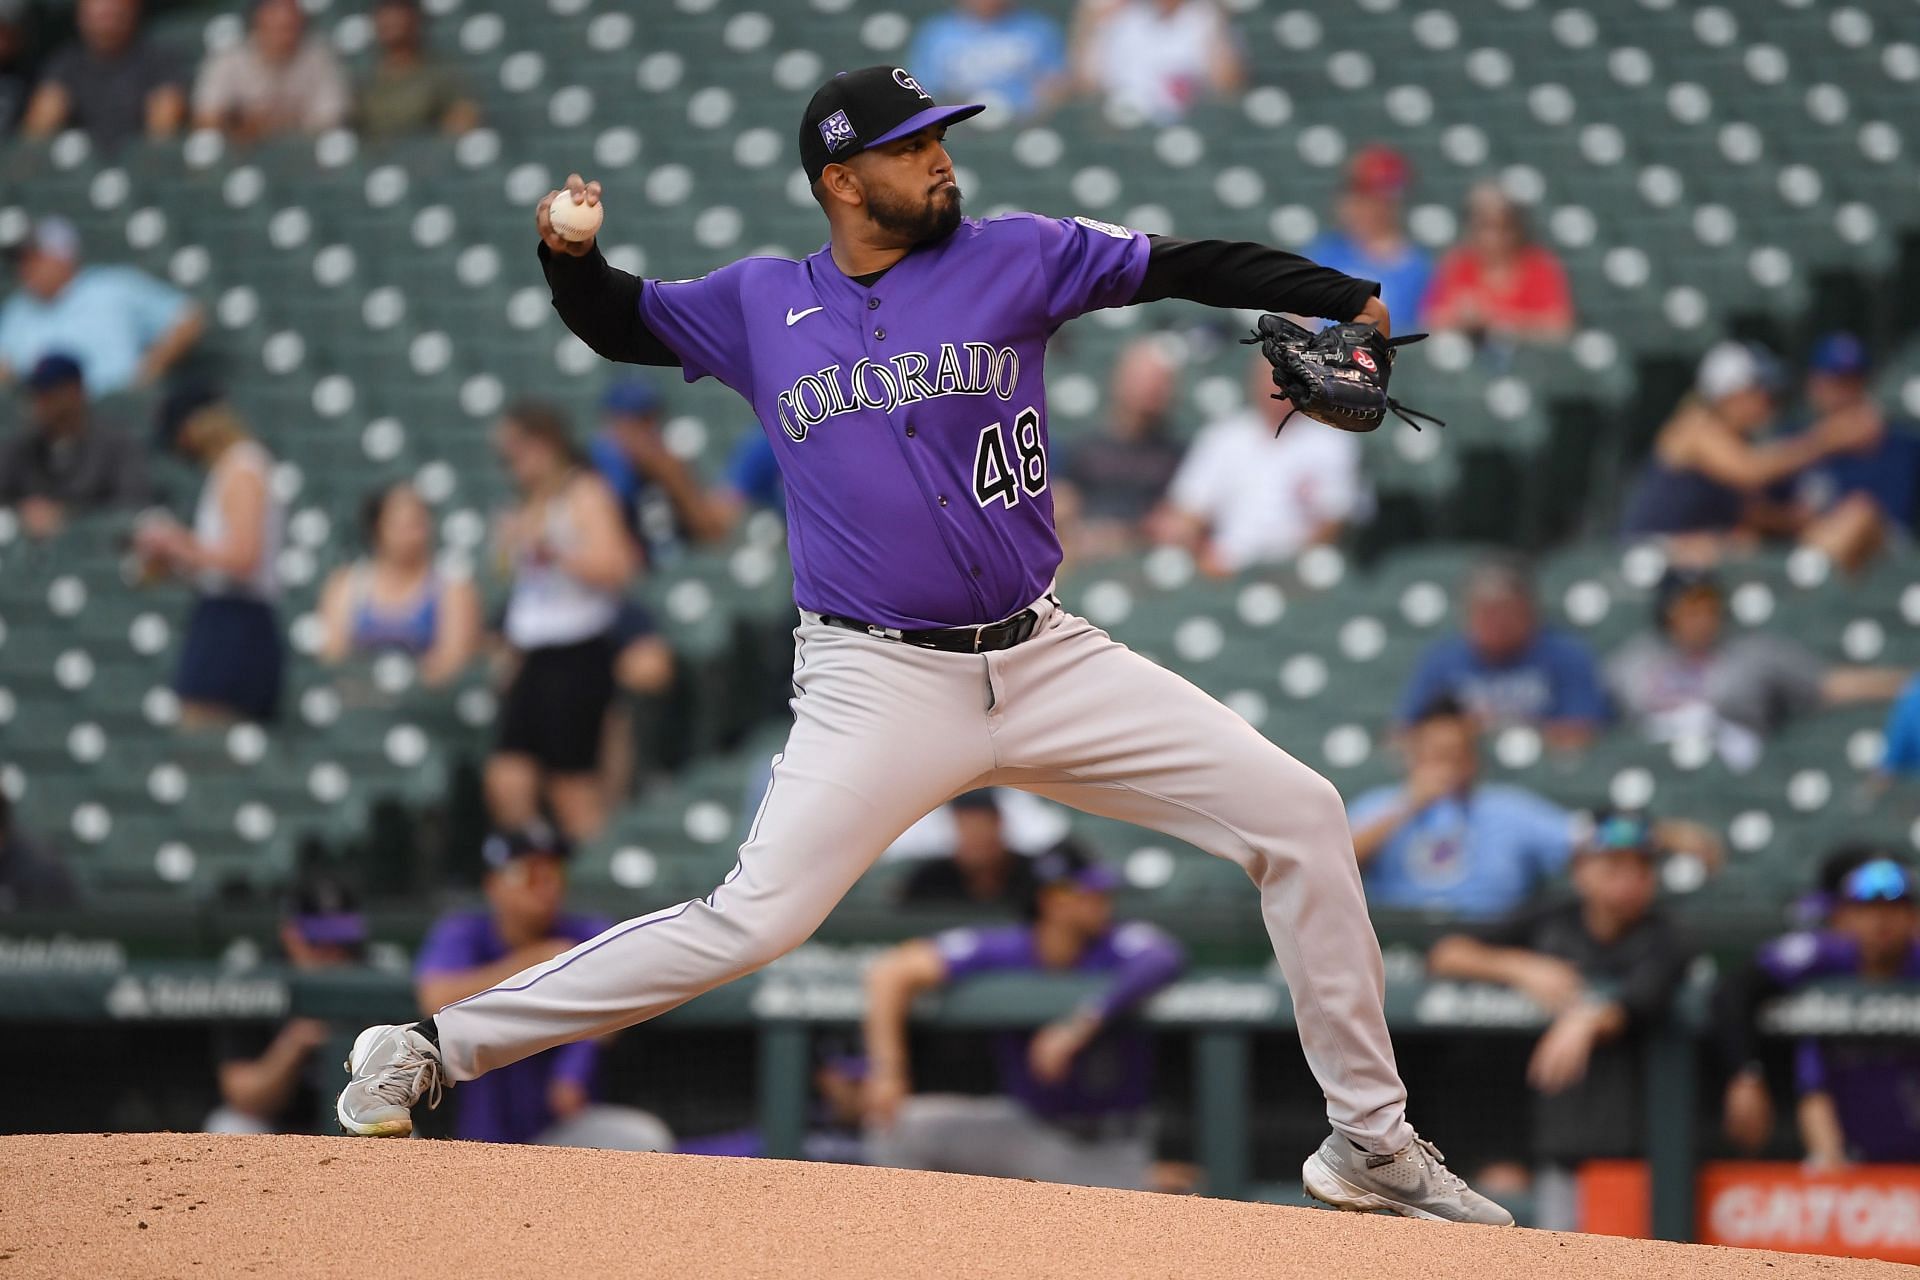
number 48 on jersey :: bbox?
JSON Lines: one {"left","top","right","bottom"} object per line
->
{"left": 973, "top": 407, "right": 1047, "bottom": 508}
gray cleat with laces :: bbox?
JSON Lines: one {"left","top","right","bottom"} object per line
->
{"left": 1301, "top": 1132, "right": 1514, "bottom": 1226}
{"left": 336, "top": 1023, "right": 445, "bottom": 1137}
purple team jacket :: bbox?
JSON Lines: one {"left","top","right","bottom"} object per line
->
{"left": 1759, "top": 929, "right": 1920, "bottom": 1162}
{"left": 935, "top": 920, "right": 1187, "bottom": 1120}
{"left": 639, "top": 213, "right": 1152, "bottom": 629}
{"left": 416, "top": 911, "right": 611, "bottom": 1144}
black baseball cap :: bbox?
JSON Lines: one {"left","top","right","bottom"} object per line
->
{"left": 153, "top": 381, "right": 223, "bottom": 452}
{"left": 481, "top": 819, "right": 572, "bottom": 870}
{"left": 1034, "top": 839, "right": 1122, "bottom": 894}
{"left": 25, "top": 352, "right": 84, "bottom": 392}
{"left": 798, "top": 66, "right": 984, "bottom": 185}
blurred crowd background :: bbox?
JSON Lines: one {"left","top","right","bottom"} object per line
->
{"left": 2, "top": 0, "right": 1919, "bottom": 1242}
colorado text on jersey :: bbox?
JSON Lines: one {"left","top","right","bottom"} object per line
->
{"left": 774, "top": 342, "right": 1020, "bottom": 442}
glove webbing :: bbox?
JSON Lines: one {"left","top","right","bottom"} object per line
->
{"left": 1243, "top": 330, "right": 1449, "bottom": 436}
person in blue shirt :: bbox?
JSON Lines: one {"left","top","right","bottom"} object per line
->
{"left": 906, "top": 0, "right": 1068, "bottom": 120}
{"left": 0, "top": 215, "right": 204, "bottom": 397}
{"left": 1397, "top": 556, "right": 1610, "bottom": 751}
{"left": 587, "top": 379, "right": 732, "bottom": 564}
{"left": 1350, "top": 697, "right": 1578, "bottom": 919}
{"left": 720, "top": 431, "right": 783, "bottom": 515}
{"left": 1881, "top": 675, "right": 1920, "bottom": 779}
{"left": 1764, "top": 332, "right": 1920, "bottom": 574}
{"left": 1304, "top": 145, "right": 1432, "bottom": 331}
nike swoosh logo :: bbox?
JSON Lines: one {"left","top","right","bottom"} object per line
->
{"left": 785, "top": 306, "right": 824, "bottom": 326}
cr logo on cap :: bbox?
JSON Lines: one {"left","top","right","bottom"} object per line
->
{"left": 893, "top": 68, "right": 932, "bottom": 100}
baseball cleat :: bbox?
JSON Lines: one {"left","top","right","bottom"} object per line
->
{"left": 336, "top": 1023, "right": 444, "bottom": 1137}
{"left": 1301, "top": 1132, "right": 1514, "bottom": 1226}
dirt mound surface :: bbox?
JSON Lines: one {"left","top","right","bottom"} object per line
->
{"left": 0, "top": 1133, "right": 1903, "bottom": 1278}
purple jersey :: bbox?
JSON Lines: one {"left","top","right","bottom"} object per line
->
{"left": 1761, "top": 930, "right": 1920, "bottom": 1162}
{"left": 416, "top": 910, "right": 611, "bottom": 1144}
{"left": 640, "top": 213, "right": 1151, "bottom": 629}
{"left": 935, "top": 920, "right": 1185, "bottom": 1119}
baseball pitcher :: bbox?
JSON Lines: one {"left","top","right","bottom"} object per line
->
{"left": 337, "top": 65, "right": 1509, "bottom": 1225}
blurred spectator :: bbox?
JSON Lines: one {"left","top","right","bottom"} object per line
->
{"left": 0, "top": 0, "right": 29, "bottom": 134}
{"left": 900, "top": 790, "right": 1039, "bottom": 909}
{"left": 589, "top": 379, "right": 731, "bottom": 562}
{"left": 1714, "top": 849, "right": 1920, "bottom": 1165}
{"left": 865, "top": 842, "right": 1186, "bottom": 1188}
{"left": 1305, "top": 146, "right": 1432, "bottom": 329}
{"left": 316, "top": 482, "right": 481, "bottom": 685}
{"left": 1148, "top": 351, "right": 1365, "bottom": 574}
{"left": 1427, "top": 812, "right": 1690, "bottom": 1230}
{"left": 0, "top": 215, "right": 204, "bottom": 397}
{"left": 1349, "top": 697, "right": 1578, "bottom": 919}
{"left": 135, "top": 387, "right": 286, "bottom": 726}
{"left": 1070, "top": 0, "right": 1242, "bottom": 125}
{"left": 0, "top": 352, "right": 152, "bottom": 538}
{"left": 1619, "top": 341, "right": 1875, "bottom": 554}
{"left": 1056, "top": 337, "right": 1182, "bottom": 562}
{"left": 21, "top": 0, "right": 184, "bottom": 146}
{"left": 0, "top": 790, "right": 80, "bottom": 912}
{"left": 716, "top": 431, "right": 783, "bottom": 526}
{"left": 487, "top": 400, "right": 636, "bottom": 840}
{"left": 1422, "top": 184, "right": 1573, "bottom": 345}
{"left": 1395, "top": 556, "right": 1608, "bottom": 750}
{"left": 355, "top": 0, "right": 477, "bottom": 140}
{"left": 206, "top": 872, "right": 366, "bottom": 1134}
{"left": 678, "top": 1051, "right": 870, "bottom": 1164}
{"left": 1760, "top": 333, "right": 1918, "bottom": 573}
{"left": 1879, "top": 674, "right": 1920, "bottom": 780}
{"left": 1607, "top": 568, "right": 1905, "bottom": 767}
{"left": 598, "top": 597, "right": 675, "bottom": 808}
{"left": 191, "top": 0, "right": 348, "bottom": 141}
{"left": 415, "top": 823, "right": 673, "bottom": 1151}
{"left": 905, "top": 0, "right": 1068, "bottom": 120}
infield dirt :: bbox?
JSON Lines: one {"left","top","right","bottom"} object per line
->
{"left": 0, "top": 1132, "right": 1905, "bottom": 1278}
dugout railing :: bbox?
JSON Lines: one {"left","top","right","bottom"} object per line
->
{"left": 0, "top": 942, "right": 1913, "bottom": 1242}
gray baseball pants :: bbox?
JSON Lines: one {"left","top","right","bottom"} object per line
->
{"left": 434, "top": 594, "right": 1414, "bottom": 1153}
{"left": 867, "top": 1096, "right": 1153, "bottom": 1189}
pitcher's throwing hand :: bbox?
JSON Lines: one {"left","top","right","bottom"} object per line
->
{"left": 536, "top": 174, "right": 600, "bottom": 256}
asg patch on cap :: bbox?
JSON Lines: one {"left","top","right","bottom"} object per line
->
{"left": 798, "top": 65, "right": 985, "bottom": 184}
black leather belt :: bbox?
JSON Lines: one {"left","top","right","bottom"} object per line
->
{"left": 816, "top": 604, "right": 1043, "bottom": 653}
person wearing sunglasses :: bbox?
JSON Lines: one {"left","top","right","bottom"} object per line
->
{"left": 1426, "top": 811, "right": 1693, "bottom": 1229}
{"left": 1714, "top": 847, "right": 1920, "bottom": 1166}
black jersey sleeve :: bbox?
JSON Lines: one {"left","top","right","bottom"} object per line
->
{"left": 1131, "top": 234, "right": 1381, "bottom": 322}
{"left": 538, "top": 242, "right": 682, "bottom": 367}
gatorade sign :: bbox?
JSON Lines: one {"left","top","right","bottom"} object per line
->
{"left": 1698, "top": 1164, "right": 1920, "bottom": 1264}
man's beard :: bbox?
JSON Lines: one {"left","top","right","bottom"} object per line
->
{"left": 867, "top": 182, "right": 964, "bottom": 244}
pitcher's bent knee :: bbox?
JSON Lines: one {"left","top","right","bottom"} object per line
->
{"left": 703, "top": 898, "right": 823, "bottom": 974}
{"left": 1237, "top": 765, "right": 1351, "bottom": 880}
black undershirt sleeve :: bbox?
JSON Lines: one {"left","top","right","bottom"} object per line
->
{"left": 1710, "top": 956, "right": 1786, "bottom": 1078}
{"left": 538, "top": 241, "right": 682, "bottom": 367}
{"left": 1130, "top": 234, "right": 1381, "bottom": 321}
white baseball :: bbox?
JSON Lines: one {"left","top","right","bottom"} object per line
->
{"left": 547, "top": 188, "right": 603, "bottom": 242}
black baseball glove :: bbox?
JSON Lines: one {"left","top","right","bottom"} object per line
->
{"left": 1243, "top": 315, "right": 1444, "bottom": 435}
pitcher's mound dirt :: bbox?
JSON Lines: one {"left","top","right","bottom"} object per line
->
{"left": 0, "top": 1133, "right": 1903, "bottom": 1278}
